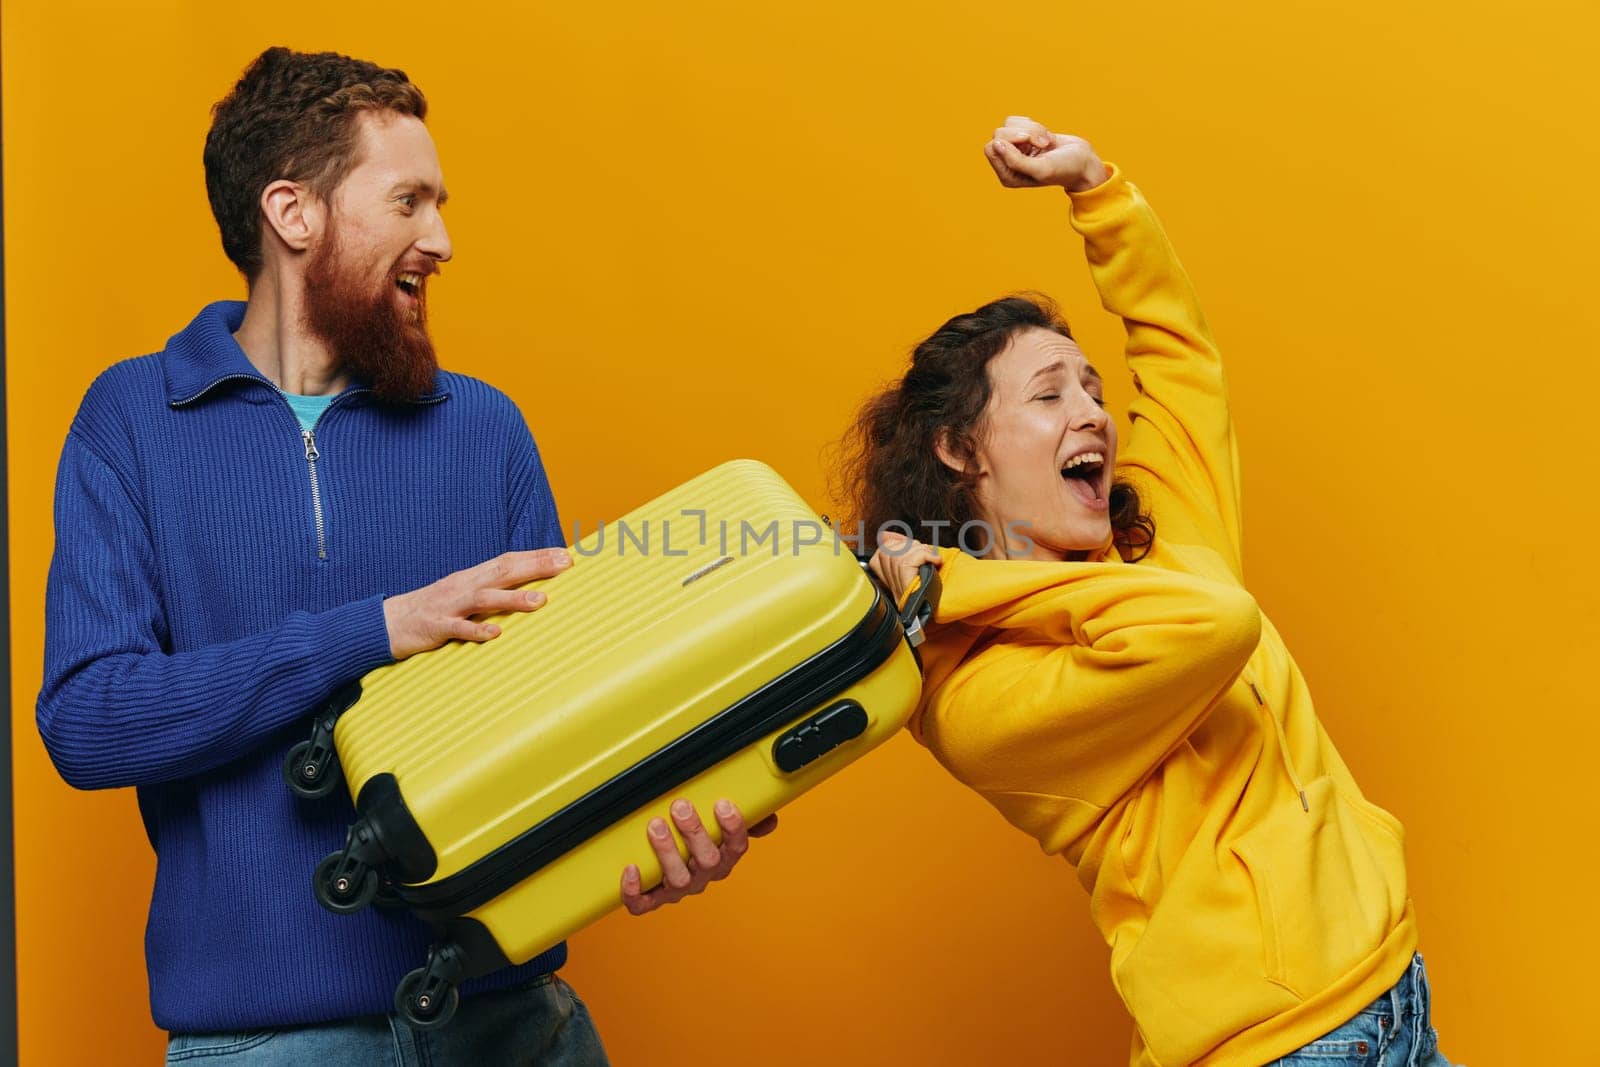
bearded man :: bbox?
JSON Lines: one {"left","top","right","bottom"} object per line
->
{"left": 36, "top": 47, "right": 769, "bottom": 1064}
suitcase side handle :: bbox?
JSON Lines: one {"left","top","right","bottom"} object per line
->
{"left": 856, "top": 554, "right": 942, "bottom": 650}
{"left": 898, "top": 562, "right": 941, "bottom": 650}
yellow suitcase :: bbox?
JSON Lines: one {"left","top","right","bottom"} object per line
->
{"left": 283, "top": 459, "right": 937, "bottom": 1028}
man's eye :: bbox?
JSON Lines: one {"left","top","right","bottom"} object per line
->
{"left": 1092, "top": 396, "right": 1106, "bottom": 407}
{"left": 399, "top": 195, "right": 416, "bottom": 208}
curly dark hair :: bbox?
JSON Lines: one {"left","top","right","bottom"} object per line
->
{"left": 836, "top": 293, "right": 1154, "bottom": 561}
{"left": 203, "top": 47, "right": 427, "bottom": 280}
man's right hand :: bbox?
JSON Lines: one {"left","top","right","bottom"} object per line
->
{"left": 382, "top": 548, "right": 573, "bottom": 660}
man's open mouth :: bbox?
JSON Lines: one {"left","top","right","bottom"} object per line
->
{"left": 396, "top": 272, "right": 424, "bottom": 299}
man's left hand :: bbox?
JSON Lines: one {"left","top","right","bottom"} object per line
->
{"left": 620, "top": 798, "right": 778, "bottom": 915}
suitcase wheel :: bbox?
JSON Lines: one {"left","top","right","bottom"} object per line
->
{"left": 395, "top": 966, "right": 460, "bottom": 1030}
{"left": 283, "top": 738, "right": 342, "bottom": 800}
{"left": 313, "top": 851, "right": 380, "bottom": 915}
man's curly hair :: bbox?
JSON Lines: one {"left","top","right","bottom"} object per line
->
{"left": 203, "top": 47, "right": 427, "bottom": 280}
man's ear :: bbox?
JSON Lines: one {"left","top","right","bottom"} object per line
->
{"left": 259, "top": 179, "right": 322, "bottom": 255}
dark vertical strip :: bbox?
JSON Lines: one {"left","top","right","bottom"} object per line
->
{"left": 0, "top": 18, "right": 18, "bottom": 1066}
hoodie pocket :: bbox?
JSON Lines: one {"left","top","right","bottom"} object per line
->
{"left": 1229, "top": 776, "right": 1409, "bottom": 1000}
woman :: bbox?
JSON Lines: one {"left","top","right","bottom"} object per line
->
{"left": 852, "top": 117, "right": 1457, "bottom": 1066}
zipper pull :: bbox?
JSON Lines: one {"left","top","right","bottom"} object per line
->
{"left": 302, "top": 429, "right": 320, "bottom": 461}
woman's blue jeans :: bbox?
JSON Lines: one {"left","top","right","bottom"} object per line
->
{"left": 1269, "top": 952, "right": 1459, "bottom": 1066}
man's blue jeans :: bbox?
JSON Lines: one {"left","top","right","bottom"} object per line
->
{"left": 1269, "top": 952, "right": 1459, "bottom": 1066}
{"left": 164, "top": 973, "right": 608, "bottom": 1065}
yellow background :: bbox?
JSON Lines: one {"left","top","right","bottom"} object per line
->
{"left": 6, "top": 1, "right": 1597, "bottom": 1063}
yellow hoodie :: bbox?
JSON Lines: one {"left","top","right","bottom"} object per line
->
{"left": 909, "top": 164, "right": 1417, "bottom": 1066}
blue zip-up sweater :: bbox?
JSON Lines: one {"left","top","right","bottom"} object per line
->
{"left": 37, "top": 301, "right": 570, "bottom": 1032}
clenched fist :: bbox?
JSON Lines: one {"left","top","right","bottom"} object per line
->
{"left": 984, "top": 115, "right": 1109, "bottom": 193}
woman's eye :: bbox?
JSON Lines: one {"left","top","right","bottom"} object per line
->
{"left": 1035, "top": 394, "right": 1060, "bottom": 402}
{"left": 1092, "top": 396, "right": 1106, "bottom": 408}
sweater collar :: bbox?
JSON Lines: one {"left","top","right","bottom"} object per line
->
{"left": 162, "top": 300, "right": 449, "bottom": 407}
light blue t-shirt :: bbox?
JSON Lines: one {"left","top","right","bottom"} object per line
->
{"left": 280, "top": 391, "right": 336, "bottom": 432}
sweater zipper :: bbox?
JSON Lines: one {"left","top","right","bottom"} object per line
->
{"left": 1249, "top": 679, "right": 1309, "bottom": 813}
{"left": 172, "top": 377, "right": 339, "bottom": 562}
{"left": 169, "top": 373, "right": 268, "bottom": 408}
{"left": 172, "top": 375, "right": 450, "bottom": 564}
{"left": 302, "top": 428, "right": 327, "bottom": 561}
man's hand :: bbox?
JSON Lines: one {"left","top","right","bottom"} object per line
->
{"left": 382, "top": 548, "right": 572, "bottom": 660}
{"left": 620, "top": 798, "right": 778, "bottom": 915}
{"left": 984, "top": 115, "right": 1109, "bottom": 193}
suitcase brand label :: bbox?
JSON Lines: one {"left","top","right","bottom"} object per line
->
{"left": 681, "top": 555, "right": 736, "bottom": 587}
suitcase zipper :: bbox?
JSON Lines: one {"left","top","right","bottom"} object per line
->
{"left": 392, "top": 588, "right": 903, "bottom": 920}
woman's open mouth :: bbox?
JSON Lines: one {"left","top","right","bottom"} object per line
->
{"left": 1060, "top": 451, "right": 1108, "bottom": 510}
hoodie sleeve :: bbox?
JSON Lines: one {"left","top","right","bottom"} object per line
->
{"left": 916, "top": 551, "right": 1261, "bottom": 840}
{"left": 1067, "top": 164, "right": 1246, "bottom": 581}
{"left": 35, "top": 431, "right": 396, "bottom": 790}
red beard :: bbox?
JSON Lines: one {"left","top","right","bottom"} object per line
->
{"left": 302, "top": 226, "right": 439, "bottom": 403}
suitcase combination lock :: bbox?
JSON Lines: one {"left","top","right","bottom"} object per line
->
{"left": 772, "top": 700, "right": 870, "bottom": 773}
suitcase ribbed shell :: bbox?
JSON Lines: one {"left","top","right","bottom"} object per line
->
{"left": 337, "top": 459, "right": 884, "bottom": 883}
